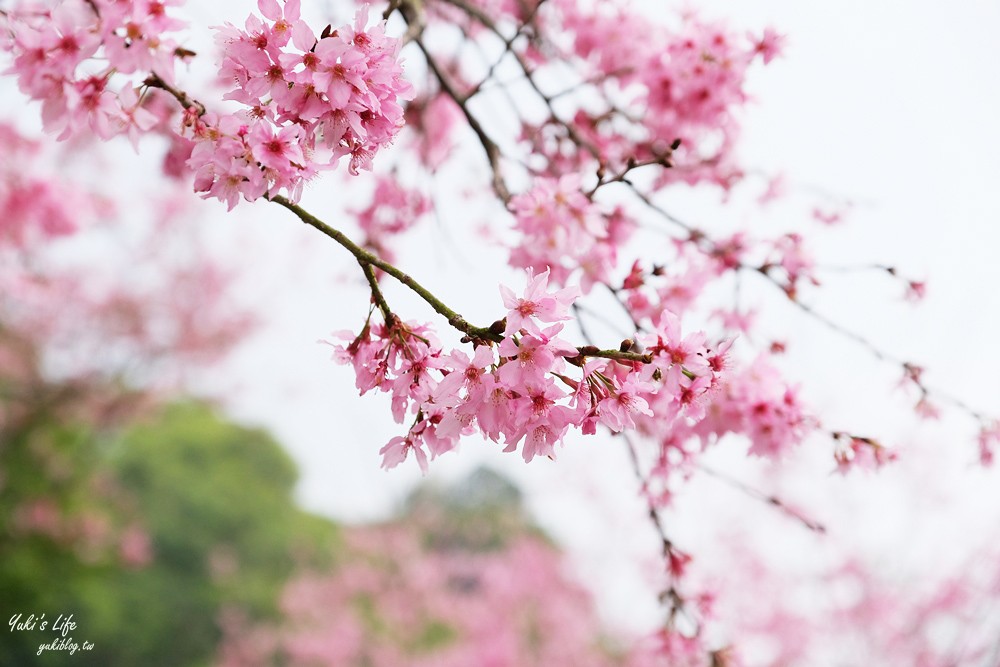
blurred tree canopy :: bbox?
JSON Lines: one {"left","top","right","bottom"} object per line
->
{"left": 404, "top": 467, "right": 548, "bottom": 552}
{"left": 214, "top": 467, "right": 627, "bottom": 667}
{"left": 1, "top": 392, "right": 338, "bottom": 667}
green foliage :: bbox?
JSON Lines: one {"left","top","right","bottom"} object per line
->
{"left": 411, "top": 619, "right": 458, "bottom": 653}
{"left": 115, "top": 402, "right": 335, "bottom": 613}
{"left": 0, "top": 399, "right": 338, "bottom": 667}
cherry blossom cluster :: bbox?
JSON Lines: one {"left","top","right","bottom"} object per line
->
{"left": 187, "top": 2, "right": 412, "bottom": 208}
{"left": 0, "top": 119, "right": 253, "bottom": 392}
{"left": 763, "top": 233, "right": 819, "bottom": 299}
{"left": 502, "top": 168, "right": 823, "bottom": 486}
{"left": 420, "top": 0, "right": 777, "bottom": 189}
{"left": 331, "top": 270, "right": 728, "bottom": 471}
{"left": 619, "top": 249, "right": 720, "bottom": 324}
{"left": 401, "top": 92, "right": 462, "bottom": 170}
{"left": 619, "top": 335, "right": 813, "bottom": 510}
{"left": 696, "top": 534, "right": 1000, "bottom": 667}
{"left": 1, "top": 0, "right": 184, "bottom": 142}
{"left": 693, "top": 356, "right": 812, "bottom": 460}
{"left": 596, "top": 224, "right": 820, "bottom": 341}
{"left": 349, "top": 174, "right": 430, "bottom": 261}
{"left": 831, "top": 433, "right": 897, "bottom": 473}
{"left": 509, "top": 174, "right": 635, "bottom": 291}
{"left": 217, "top": 519, "right": 616, "bottom": 667}
{"left": 0, "top": 0, "right": 412, "bottom": 209}
{"left": 0, "top": 122, "right": 92, "bottom": 247}
{"left": 556, "top": 3, "right": 782, "bottom": 188}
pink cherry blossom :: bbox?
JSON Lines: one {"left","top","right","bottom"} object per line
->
{"left": 978, "top": 421, "right": 1000, "bottom": 466}
{"left": 499, "top": 269, "right": 580, "bottom": 336}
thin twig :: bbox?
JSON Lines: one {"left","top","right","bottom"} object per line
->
{"left": 698, "top": 464, "right": 826, "bottom": 534}
{"left": 438, "top": 0, "right": 602, "bottom": 160}
{"left": 588, "top": 153, "right": 675, "bottom": 197}
{"left": 271, "top": 195, "right": 500, "bottom": 343}
{"left": 143, "top": 72, "right": 206, "bottom": 116}
{"left": 410, "top": 33, "right": 512, "bottom": 204}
